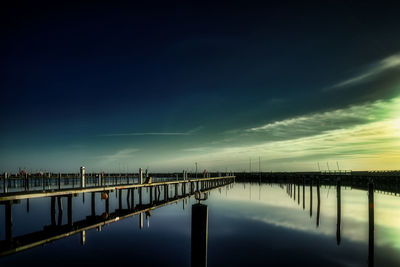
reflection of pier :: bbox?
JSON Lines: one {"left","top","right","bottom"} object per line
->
{"left": 280, "top": 177, "right": 375, "bottom": 266}
{"left": 0, "top": 177, "right": 234, "bottom": 258}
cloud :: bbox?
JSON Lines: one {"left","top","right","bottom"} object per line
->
{"left": 155, "top": 96, "right": 400, "bottom": 171}
{"left": 326, "top": 53, "right": 400, "bottom": 91}
{"left": 97, "top": 148, "right": 140, "bottom": 163}
{"left": 246, "top": 97, "right": 399, "bottom": 141}
{"left": 99, "top": 126, "right": 203, "bottom": 137}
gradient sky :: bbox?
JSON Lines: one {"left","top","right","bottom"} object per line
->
{"left": 1, "top": 1, "right": 400, "bottom": 173}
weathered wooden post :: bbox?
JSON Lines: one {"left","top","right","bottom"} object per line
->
{"left": 191, "top": 203, "right": 208, "bottom": 267}
{"left": 5, "top": 201, "right": 13, "bottom": 242}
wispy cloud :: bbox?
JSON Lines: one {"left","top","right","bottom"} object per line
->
{"left": 96, "top": 148, "right": 140, "bottom": 163}
{"left": 246, "top": 97, "right": 399, "bottom": 141}
{"left": 326, "top": 53, "right": 400, "bottom": 91}
{"left": 99, "top": 126, "right": 203, "bottom": 137}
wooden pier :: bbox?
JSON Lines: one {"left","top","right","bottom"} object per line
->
{"left": 0, "top": 175, "right": 234, "bottom": 257}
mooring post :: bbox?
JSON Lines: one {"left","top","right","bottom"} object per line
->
{"left": 191, "top": 203, "right": 208, "bottom": 267}
{"left": 368, "top": 180, "right": 374, "bottom": 267}
{"left": 80, "top": 166, "right": 86, "bottom": 188}
{"left": 5, "top": 201, "right": 13, "bottom": 242}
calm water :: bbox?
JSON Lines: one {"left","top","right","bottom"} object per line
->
{"left": 1, "top": 182, "right": 400, "bottom": 266}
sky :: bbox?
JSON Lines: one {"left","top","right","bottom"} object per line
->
{"left": 1, "top": 1, "right": 400, "bottom": 173}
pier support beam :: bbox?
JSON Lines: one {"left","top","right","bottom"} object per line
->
{"left": 68, "top": 195, "right": 73, "bottom": 226}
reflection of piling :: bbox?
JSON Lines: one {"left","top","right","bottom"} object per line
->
{"left": 368, "top": 181, "right": 374, "bottom": 267}
{"left": 336, "top": 178, "right": 341, "bottom": 245}
{"left": 91, "top": 192, "right": 96, "bottom": 217}
{"left": 310, "top": 178, "right": 313, "bottom": 217}
{"left": 80, "top": 231, "right": 86, "bottom": 245}
{"left": 139, "top": 212, "right": 143, "bottom": 229}
{"left": 191, "top": 203, "right": 208, "bottom": 267}
{"left": 298, "top": 182, "right": 300, "bottom": 205}
{"left": 57, "top": 197, "right": 63, "bottom": 225}
{"left": 51, "top": 196, "right": 56, "bottom": 226}
{"left": 317, "top": 178, "right": 320, "bottom": 227}
{"left": 68, "top": 195, "right": 73, "bottom": 226}
{"left": 294, "top": 182, "right": 296, "bottom": 201}
{"left": 302, "top": 177, "right": 305, "bottom": 209}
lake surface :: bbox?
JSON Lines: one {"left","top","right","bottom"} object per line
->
{"left": 1, "top": 181, "right": 400, "bottom": 266}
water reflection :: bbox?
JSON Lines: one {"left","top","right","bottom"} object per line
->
{"left": 1, "top": 178, "right": 400, "bottom": 266}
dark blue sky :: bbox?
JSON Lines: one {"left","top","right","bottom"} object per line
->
{"left": 2, "top": 1, "right": 400, "bottom": 172}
